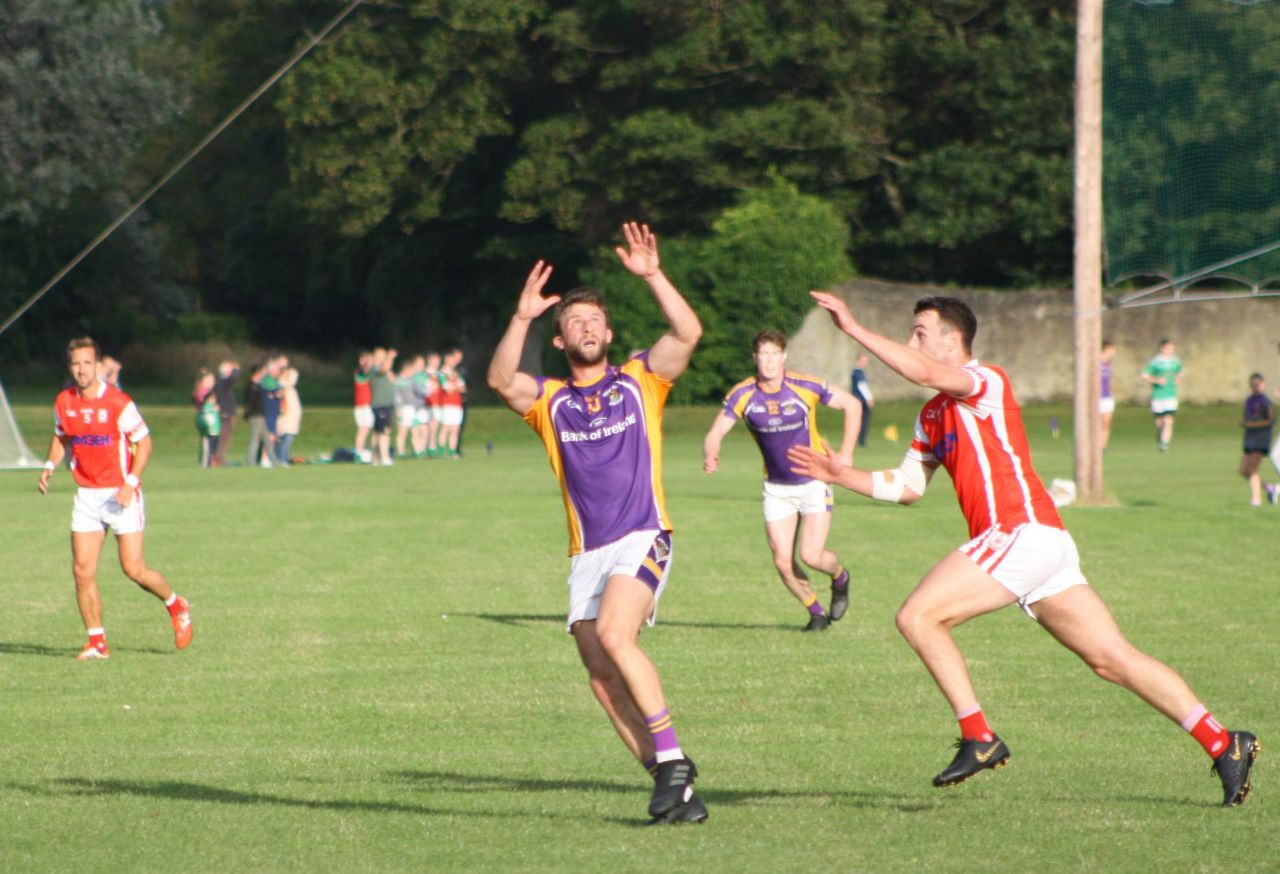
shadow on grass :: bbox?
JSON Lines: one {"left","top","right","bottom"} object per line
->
{"left": 0, "top": 640, "right": 173, "bottom": 658}
{"left": 390, "top": 769, "right": 926, "bottom": 812}
{"left": 43, "top": 777, "right": 450, "bottom": 816}
{"left": 0, "top": 641, "right": 171, "bottom": 658}
{"left": 456, "top": 612, "right": 795, "bottom": 632}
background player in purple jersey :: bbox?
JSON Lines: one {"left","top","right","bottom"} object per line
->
{"left": 487, "top": 222, "right": 707, "bottom": 824}
{"left": 703, "top": 330, "right": 861, "bottom": 630}
{"left": 1099, "top": 340, "right": 1117, "bottom": 451}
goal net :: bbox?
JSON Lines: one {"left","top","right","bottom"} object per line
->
{"left": 0, "top": 376, "right": 39, "bottom": 468}
{"left": 1105, "top": 0, "right": 1280, "bottom": 294}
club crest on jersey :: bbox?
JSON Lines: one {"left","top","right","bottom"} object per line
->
{"left": 932, "top": 432, "right": 957, "bottom": 460}
{"left": 98, "top": 409, "right": 108, "bottom": 423}
{"left": 605, "top": 386, "right": 623, "bottom": 406}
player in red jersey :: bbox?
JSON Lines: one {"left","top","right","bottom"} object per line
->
{"left": 37, "top": 338, "right": 193, "bottom": 660}
{"left": 788, "top": 294, "right": 1259, "bottom": 807}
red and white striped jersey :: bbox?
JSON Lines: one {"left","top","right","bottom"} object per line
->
{"left": 54, "top": 381, "right": 149, "bottom": 489}
{"left": 907, "top": 362, "right": 1062, "bottom": 538}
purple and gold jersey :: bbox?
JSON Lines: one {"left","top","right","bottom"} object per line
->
{"left": 722, "top": 372, "right": 832, "bottom": 485}
{"left": 523, "top": 353, "right": 673, "bottom": 555}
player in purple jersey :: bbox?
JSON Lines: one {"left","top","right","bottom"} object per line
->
{"left": 1099, "top": 340, "right": 1117, "bottom": 451}
{"left": 488, "top": 222, "right": 706, "bottom": 825}
{"left": 703, "top": 330, "right": 862, "bottom": 630}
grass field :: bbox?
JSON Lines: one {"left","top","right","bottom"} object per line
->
{"left": 0, "top": 397, "right": 1275, "bottom": 872}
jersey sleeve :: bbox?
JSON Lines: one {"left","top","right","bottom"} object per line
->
{"left": 118, "top": 401, "right": 149, "bottom": 443}
{"left": 907, "top": 413, "right": 931, "bottom": 462}
{"left": 721, "top": 381, "right": 753, "bottom": 420}
{"left": 623, "top": 355, "right": 672, "bottom": 410}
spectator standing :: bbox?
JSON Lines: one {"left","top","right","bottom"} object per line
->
{"left": 244, "top": 361, "right": 268, "bottom": 467}
{"left": 1240, "top": 373, "right": 1276, "bottom": 506}
{"left": 850, "top": 352, "right": 874, "bottom": 448}
{"left": 353, "top": 351, "right": 374, "bottom": 463}
{"left": 369, "top": 348, "right": 398, "bottom": 465}
{"left": 394, "top": 357, "right": 420, "bottom": 460}
{"left": 213, "top": 360, "right": 239, "bottom": 467}
{"left": 276, "top": 367, "right": 302, "bottom": 466}
{"left": 194, "top": 369, "right": 220, "bottom": 468}
{"left": 439, "top": 348, "right": 467, "bottom": 458}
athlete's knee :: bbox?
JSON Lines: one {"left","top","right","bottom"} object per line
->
{"left": 72, "top": 561, "right": 96, "bottom": 586}
{"left": 772, "top": 554, "right": 794, "bottom": 577}
{"left": 120, "top": 558, "right": 149, "bottom": 583}
{"left": 595, "top": 621, "right": 637, "bottom": 661}
{"left": 798, "top": 546, "right": 826, "bottom": 568}
{"left": 1078, "top": 641, "right": 1138, "bottom": 685}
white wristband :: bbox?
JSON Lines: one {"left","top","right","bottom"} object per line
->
{"left": 870, "top": 470, "right": 906, "bottom": 503}
{"left": 125, "top": 474, "right": 140, "bottom": 488}
{"left": 43, "top": 460, "right": 56, "bottom": 472}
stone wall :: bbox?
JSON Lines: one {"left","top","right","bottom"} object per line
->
{"left": 786, "top": 279, "right": 1280, "bottom": 403}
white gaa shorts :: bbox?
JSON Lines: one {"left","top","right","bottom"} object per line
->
{"left": 413, "top": 408, "right": 430, "bottom": 426}
{"left": 762, "top": 479, "right": 833, "bottom": 522}
{"left": 960, "top": 522, "right": 1087, "bottom": 618}
{"left": 396, "top": 404, "right": 416, "bottom": 429}
{"left": 565, "top": 528, "right": 673, "bottom": 632}
{"left": 440, "top": 405, "right": 464, "bottom": 427}
{"left": 354, "top": 405, "right": 374, "bottom": 428}
{"left": 1150, "top": 397, "right": 1178, "bottom": 415}
{"left": 71, "top": 486, "right": 145, "bottom": 535}
{"left": 1098, "top": 397, "right": 1115, "bottom": 415}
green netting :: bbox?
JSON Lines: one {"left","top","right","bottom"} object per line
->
{"left": 1104, "top": 0, "right": 1280, "bottom": 289}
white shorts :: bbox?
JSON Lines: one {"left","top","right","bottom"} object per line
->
{"left": 566, "top": 529, "right": 673, "bottom": 632}
{"left": 413, "top": 408, "right": 430, "bottom": 426}
{"left": 71, "top": 486, "right": 146, "bottom": 535}
{"left": 396, "top": 405, "right": 416, "bottom": 428}
{"left": 1099, "top": 397, "right": 1115, "bottom": 415}
{"left": 440, "top": 406, "right": 463, "bottom": 427}
{"left": 1151, "top": 398, "right": 1178, "bottom": 415}
{"left": 960, "top": 523, "right": 1087, "bottom": 617}
{"left": 354, "top": 405, "right": 374, "bottom": 428}
{"left": 762, "top": 479, "right": 833, "bottom": 523}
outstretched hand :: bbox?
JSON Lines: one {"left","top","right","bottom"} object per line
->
{"left": 516, "top": 260, "right": 558, "bottom": 322}
{"left": 809, "top": 290, "right": 858, "bottom": 336}
{"left": 615, "top": 222, "right": 660, "bottom": 278}
{"left": 787, "top": 441, "right": 844, "bottom": 485}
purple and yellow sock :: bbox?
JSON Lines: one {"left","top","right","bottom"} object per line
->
{"left": 832, "top": 568, "right": 849, "bottom": 590}
{"left": 642, "top": 756, "right": 659, "bottom": 778}
{"left": 645, "top": 709, "right": 684, "bottom": 763}
{"left": 803, "top": 594, "right": 826, "bottom": 617}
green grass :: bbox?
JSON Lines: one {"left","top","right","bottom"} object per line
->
{"left": 0, "top": 399, "right": 1274, "bottom": 872}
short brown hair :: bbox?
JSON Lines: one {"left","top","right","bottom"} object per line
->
{"left": 552, "top": 287, "right": 610, "bottom": 337}
{"left": 752, "top": 330, "right": 787, "bottom": 352}
{"left": 67, "top": 337, "right": 101, "bottom": 362}
{"left": 914, "top": 297, "right": 977, "bottom": 353}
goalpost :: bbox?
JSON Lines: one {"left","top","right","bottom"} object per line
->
{"left": 0, "top": 376, "right": 39, "bottom": 469}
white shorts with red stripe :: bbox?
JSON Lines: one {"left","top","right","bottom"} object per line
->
{"left": 960, "top": 522, "right": 1087, "bottom": 616}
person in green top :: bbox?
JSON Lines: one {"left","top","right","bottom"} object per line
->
{"left": 1142, "top": 338, "right": 1183, "bottom": 453}
{"left": 193, "top": 369, "right": 221, "bottom": 468}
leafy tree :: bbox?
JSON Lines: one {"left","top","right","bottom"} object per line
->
{"left": 0, "top": 0, "right": 183, "bottom": 365}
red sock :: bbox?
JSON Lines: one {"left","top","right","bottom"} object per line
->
{"left": 88, "top": 630, "right": 106, "bottom": 650}
{"left": 1182, "top": 706, "right": 1230, "bottom": 758}
{"left": 957, "top": 705, "right": 994, "bottom": 743}
{"left": 165, "top": 594, "right": 183, "bottom": 617}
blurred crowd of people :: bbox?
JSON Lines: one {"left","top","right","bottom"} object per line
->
{"left": 352, "top": 347, "right": 466, "bottom": 465}
{"left": 192, "top": 352, "right": 301, "bottom": 468}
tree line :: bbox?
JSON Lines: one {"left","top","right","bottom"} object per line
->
{"left": 0, "top": 0, "right": 1075, "bottom": 398}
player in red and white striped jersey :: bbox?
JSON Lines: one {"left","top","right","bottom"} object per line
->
{"left": 37, "top": 338, "right": 193, "bottom": 661}
{"left": 789, "top": 293, "right": 1258, "bottom": 807}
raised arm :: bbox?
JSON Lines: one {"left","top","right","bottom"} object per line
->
{"left": 615, "top": 222, "right": 702, "bottom": 381}
{"left": 824, "top": 387, "right": 862, "bottom": 468}
{"left": 788, "top": 441, "right": 935, "bottom": 506}
{"left": 809, "top": 291, "right": 976, "bottom": 398}
{"left": 487, "top": 260, "right": 558, "bottom": 416}
{"left": 702, "top": 412, "right": 738, "bottom": 473}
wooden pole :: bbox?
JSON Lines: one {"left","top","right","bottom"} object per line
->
{"left": 1073, "top": 0, "right": 1104, "bottom": 503}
